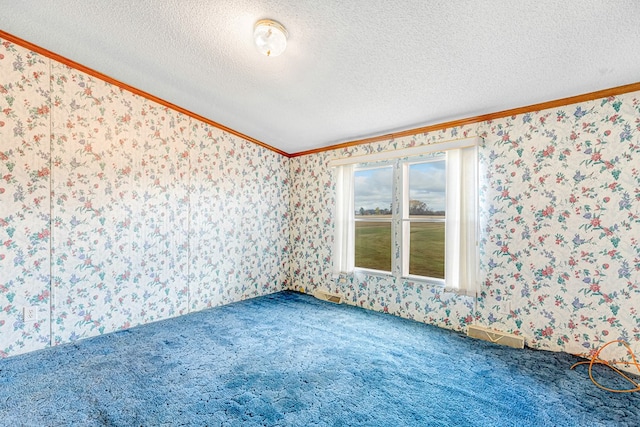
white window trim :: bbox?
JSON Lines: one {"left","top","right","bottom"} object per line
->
{"left": 332, "top": 136, "right": 481, "bottom": 296}
{"left": 327, "top": 137, "right": 479, "bottom": 168}
{"left": 333, "top": 164, "right": 355, "bottom": 277}
{"left": 400, "top": 155, "right": 447, "bottom": 286}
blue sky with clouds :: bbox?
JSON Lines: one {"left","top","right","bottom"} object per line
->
{"left": 354, "top": 160, "right": 446, "bottom": 212}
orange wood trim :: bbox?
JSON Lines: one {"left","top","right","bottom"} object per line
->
{"left": 291, "top": 81, "right": 640, "bottom": 158}
{"left": 0, "top": 29, "right": 290, "bottom": 158}
{"left": 4, "top": 29, "right": 639, "bottom": 160}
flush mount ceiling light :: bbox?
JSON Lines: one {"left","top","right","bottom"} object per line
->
{"left": 254, "top": 19, "right": 288, "bottom": 57}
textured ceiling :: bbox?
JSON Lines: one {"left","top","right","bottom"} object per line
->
{"left": 1, "top": 1, "right": 639, "bottom": 154}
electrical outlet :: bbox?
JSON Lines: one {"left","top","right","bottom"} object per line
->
{"left": 23, "top": 306, "right": 38, "bottom": 322}
{"left": 499, "top": 301, "right": 511, "bottom": 315}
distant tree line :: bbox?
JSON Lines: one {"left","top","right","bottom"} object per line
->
{"left": 356, "top": 200, "right": 444, "bottom": 216}
{"left": 358, "top": 207, "right": 391, "bottom": 216}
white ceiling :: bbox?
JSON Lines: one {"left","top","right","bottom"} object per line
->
{"left": 1, "top": 1, "right": 639, "bottom": 154}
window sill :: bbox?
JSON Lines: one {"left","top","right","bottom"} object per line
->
{"left": 354, "top": 268, "right": 393, "bottom": 278}
{"left": 401, "top": 275, "right": 445, "bottom": 287}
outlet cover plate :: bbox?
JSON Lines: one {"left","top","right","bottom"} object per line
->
{"left": 23, "top": 306, "right": 37, "bottom": 322}
{"left": 499, "top": 300, "right": 511, "bottom": 315}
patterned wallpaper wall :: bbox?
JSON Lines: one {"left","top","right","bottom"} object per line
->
{"left": 2, "top": 34, "right": 639, "bottom": 367}
{"left": 0, "top": 41, "right": 52, "bottom": 357}
{"left": 0, "top": 39, "right": 290, "bottom": 357}
{"left": 289, "top": 94, "right": 640, "bottom": 363}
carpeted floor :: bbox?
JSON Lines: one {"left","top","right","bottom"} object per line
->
{"left": 0, "top": 291, "right": 638, "bottom": 426}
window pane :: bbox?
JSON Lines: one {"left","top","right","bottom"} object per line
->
{"left": 409, "top": 222, "right": 445, "bottom": 278}
{"left": 354, "top": 167, "right": 392, "bottom": 217}
{"left": 354, "top": 166, "right": 392, "bottom": 271}
{"left": 408, "top": 161, "right": 446, "bottom": 218}
{"left": 408, "top": 160, "right": 446, "bottom": 279}
{"left": 355, "top": 221, "right": 391, "bottom": 271}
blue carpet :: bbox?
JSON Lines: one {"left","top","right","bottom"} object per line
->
{"left": 0, "top": 291, "right": 638, "bottom": 426}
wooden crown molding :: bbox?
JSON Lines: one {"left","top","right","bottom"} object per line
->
{"left": 291, "top": 81, "right": 640, "bottom": 158}
{"left": 3, "top": 29, "right": 639, "bottom": 160}
{"left": 0, "top": 29, "right": 290, "bottom": 158}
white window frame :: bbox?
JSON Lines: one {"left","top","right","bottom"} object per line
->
{"left": 400, "top": 156, "right": 447, "bottom": 286}
{"left": 332, "top": 137, "right": 480, "bottom": 295}
{"left": 353, "top": 163, "right": 394, "bottom": 276}
{"left": 353, "top": 155, "right": 447, "bottom": 285}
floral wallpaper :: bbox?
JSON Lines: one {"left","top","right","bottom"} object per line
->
{"left": 49, "top": 63, "right": 192, "bottom": 344}
{"left": 0, "top": 40, "right": 52, "bottom": 357}
{"left": 475, "top": 97, "right": 640, "bottom": 360}
{"left": 289, "top": 138, "right": 477, "bottom": 332}
{"left": 0, "top": 38, "right": 290, "bottom": 357}
{"left": 188, "top": 122, "right": 290, "bottom": 311}
{"left": 290, "top": 95, "right": 640, "bottom": 365}
{"left": 2, "top": 33, "right": 639, "bottom": 368}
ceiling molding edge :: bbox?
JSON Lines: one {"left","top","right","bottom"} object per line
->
{"left": 4, "top": 29, "right": 639, "bottom": 161}
{"left": 291, "top": 81, "right": 640, "bottom": 158}
{"left": 0, "top": 29, "right": 291, "bottom": 158}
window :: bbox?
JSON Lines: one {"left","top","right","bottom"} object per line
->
{"left": 353, "top": 157, "right": 447, "bottom": 282}
{"left": 333, "top": 138, "right": 479, "bottom": 295}
{"left": 354, "top": 165, "right": 393, "bottom": 272}
{"left": 405, "top": 159, "right": 446, "bottom": 279}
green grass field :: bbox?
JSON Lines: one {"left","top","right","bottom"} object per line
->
{"left": 355, "top": 221, "right": 444, "bottom": 278}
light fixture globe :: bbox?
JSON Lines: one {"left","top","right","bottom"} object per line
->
{"left": 254, "top": 19, "right": 288, "bottom": 57}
